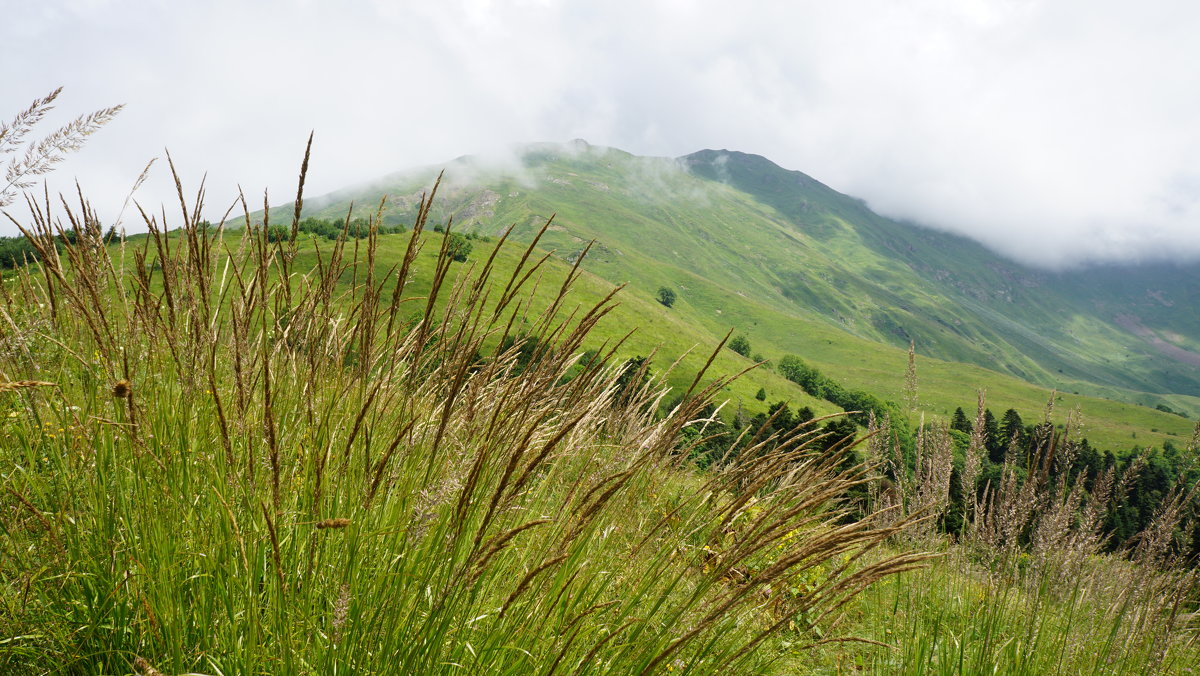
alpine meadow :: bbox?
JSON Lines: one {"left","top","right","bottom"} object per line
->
{"left": 2, "top": 92, "right": 1199, "bottom": 676}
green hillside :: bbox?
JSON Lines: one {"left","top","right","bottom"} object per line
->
{"left": 267, "top": 141, "right": 1197, "bottom": 450}
{"left": 9, "top": 209, "right": 1196, "bottom": 674}
{"left": 6, "top": 86, "right": 1198, "bottom": 676}
{"left": 682, "top": 149, "right": 1200, "bottom": 401}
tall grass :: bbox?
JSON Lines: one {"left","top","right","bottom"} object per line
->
{"left": 0, "top": 164, "right": 928, "bottom": 674}
{"left": 820, "top": 397, "right": 1200, "bottom": 674}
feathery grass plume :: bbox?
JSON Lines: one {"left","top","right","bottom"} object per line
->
{"left": 912, "top": 419, "right": 954, "bottom": 541}
{"left": 0, "top": 88, "right": 61, "bottom": 153}
{"left": 132, "top": 656, "right": 165, "bottom": 676}
{"left": 331, "top": 583, "right": 351, "bottom": 644}
{"left": 1134, "top": 430, "right": 1200, "bottom": 569}
{"left": 1, "top": 88, "right": 122, "bottom": 207}
{"left": 111, "top": 157, "right": 156, "bottom": 236}
{"left": 902, "top": 339, "right": 918, "bottom": 413}
{"left": 863, "top": 411, "right": 906, "bottom": 531}
{"left": 0, "top": 380, "right": 56, "bottom": 391}
{"left": 959, "top": 389, "right": 986, "bottom": 527}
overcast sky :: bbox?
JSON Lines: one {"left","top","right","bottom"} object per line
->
{"left": 4, "top": 0, "right": 1200, "bottom": 268}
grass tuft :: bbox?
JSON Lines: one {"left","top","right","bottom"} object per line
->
{"left": 0, "top": 160, "right": 929, "bottom": 674}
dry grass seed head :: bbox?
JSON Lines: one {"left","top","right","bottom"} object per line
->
{"left": 0, "top": 380, "right": 56, "bottom": 391}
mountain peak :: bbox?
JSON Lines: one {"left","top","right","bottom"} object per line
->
{"left": 681, "top": 149, "right": 835, "bottom": 196}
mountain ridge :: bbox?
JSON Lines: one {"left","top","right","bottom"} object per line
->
{"left": 271, "top": 141, "right": 1200, "bottom": 419}
{"left": 681, "top": 147, "right": 1200, "bottom": 397}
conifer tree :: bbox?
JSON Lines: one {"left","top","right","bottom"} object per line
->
{"left": 984, "top": 409, "right": 1003, "bottom": 463}
{"left": 1000, "top": 408, "right": 1025, "bottom": 450}
{"left": 951, "top": 406, "right": 972, "bottom": 434}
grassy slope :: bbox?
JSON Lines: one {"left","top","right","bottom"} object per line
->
{"left": 7, "top": 214, "right": 1196, "bottom": 674}
{"left": 277, "top": 144, "right": 1196, "bottom": 451}
{"left": 294, "top": 228, "right": 841, "bottom": 420}
{"left": 682, "top": 149, "right": 1200, "bottom": 400}
{"left": 210, "top": 225, "right": 1180, "bottom": 452}
{"left": 7, "top": 220, "right": 939, "bottom": 674}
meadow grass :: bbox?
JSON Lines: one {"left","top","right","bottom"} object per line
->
{"left": 843, "top": 545, "right": 1199, "bottom": 675}
{"left": 804, "top": 405, "right": 1200, "bottom": 675}
{"left": 0, "top": 177, "right": 927, "bottom": 674}
{"left": 1, "top": 164, "right": 1197, "bottom": 675}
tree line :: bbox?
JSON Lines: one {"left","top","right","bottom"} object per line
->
{"left": 705, "top": 345, "right": 1199, "bottom": 560}
{"left": 0, "top": 217, "right": 486, "bottom": 270}
{"left": 945, "top": 402, "right": 1200, "bottom": 556}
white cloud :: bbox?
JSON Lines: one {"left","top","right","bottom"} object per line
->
{"left": 3, "top": 0, "right": 1200, "bottom": 268}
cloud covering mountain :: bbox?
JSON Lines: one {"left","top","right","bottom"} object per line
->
{"left": 4, "top": 0, "right": 1200, "bottom": 268}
